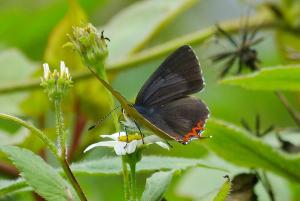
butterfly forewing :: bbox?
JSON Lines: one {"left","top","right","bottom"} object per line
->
{"left": 135, "top": 45, "right": 204, "bottom": 106}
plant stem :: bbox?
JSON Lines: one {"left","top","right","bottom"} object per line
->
{"left": 129, "top": 161, "right": 137, "bottom": 201}
{"left": 0, "top": 113, "right": 58, "bottom": 158}
{"left": 60, "top": 158, "right": 88, "bottom": 201}
{"left": 275, "top": 91, "right": 300, "bottom": 128}
{"left": 53, "top": 97, "right": 87, "bottom": 200}
{"left": 122, "top": 156, "right": 130, "bottom": 201}
{"left": 54, "top": 98, "right": 66, "bottom": 159}
{"left": 0, "top": 114, "right": 88, "bottom": 200}
{"left": 94, "top": 62, "right": 119, "bottom": 131}
{"left": 0, "top": 11, "right": 276, "bottom": 95}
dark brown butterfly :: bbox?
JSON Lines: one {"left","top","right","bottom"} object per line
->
{"left": 90, "top": 45, "right": 209, "bottom": 144}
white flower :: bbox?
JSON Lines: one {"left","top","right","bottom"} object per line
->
{"left": 43, "top": 63, "right": 50, "bottom": 80}
{"left": 60, "top": 61, "right": 70, "bottom": 79}
{"left": 84, "top": 132, "right": 169, "bottom": 156}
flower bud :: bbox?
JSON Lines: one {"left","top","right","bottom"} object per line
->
{"left": 41, "top": 61, "right": 73, "bottom": 101}
{"left": 68, "top": 23, "right": 109, "bottom": 67}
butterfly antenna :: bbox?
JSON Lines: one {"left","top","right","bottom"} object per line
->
{"left": 88, "top": 105, "right": 121, "bottom": 130}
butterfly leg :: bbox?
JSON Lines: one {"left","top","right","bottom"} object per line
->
{"left": 121, "top": 122, "right": 129, "bottom": 149}
{"left": 134, "top": 120, "right": 144, "bottom": 144}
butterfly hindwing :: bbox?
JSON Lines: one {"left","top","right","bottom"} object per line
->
{"left": 134, "top": 97, "right": 209, "bottom": 143}
{"left": 135, "top": 45, "right": 204, "bottom": 106}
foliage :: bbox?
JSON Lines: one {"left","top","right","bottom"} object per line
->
{"left": 1, "top": 0, "right": 300, "bottom": 201}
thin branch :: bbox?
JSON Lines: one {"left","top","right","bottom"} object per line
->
{"left": 0, "top": 11, "right": 276, "bottom": 95}
{"left": 275, "top": 91, "right": 300, "bottom": 128}
{"left": 60, "top": 158, "right": 87, "bottom": 201}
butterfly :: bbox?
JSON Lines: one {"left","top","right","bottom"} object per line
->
{"left": 90, "top": 45, "right": 209, "bottom": 144}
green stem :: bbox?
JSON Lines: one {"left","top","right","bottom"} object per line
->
{"left": 0, "top": 111, "right": 87, "bottom": 201}
{"left": 60, "top": 158, "right": 88, "bottom": 201}
{"left": 94, "top": 62, "right": 119, "bottom": 131}
{"left": 54, "top": 98, "right": 66, "bottom": 159}
{"left": 53, "top": 101, "right": 87, "bottom": 201}
{"left": 0, "top": 113, "right": 58, "bottom": 158}
{"left": 0, "top": 11, "right": 276, "bottom": 95}
{"left": 129, "top": 161, "right": 137, "bottom": 201}
{"left": 122, "top": 156, "right": 130, "bottom": 201}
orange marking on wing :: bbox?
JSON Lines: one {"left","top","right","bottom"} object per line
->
{"left": 181, "top": 121, "right": 205, "bottom": 143}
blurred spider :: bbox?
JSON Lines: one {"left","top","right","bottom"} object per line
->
{"left": 211, "top": 23, "right": 263, "bottom": 78}
{"left": 241, "top": 114, "right": 274, "bottom": 137}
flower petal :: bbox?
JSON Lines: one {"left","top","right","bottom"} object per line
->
{"left": 144, "top": 135, "right": 164, "bottom": 143}
{"left": 144, "top": 135, "right": 169, "bottom": 150}
{"left": 155, "top": 141, "right": 170, "bottom": 150}
{"left": 114, "top": 141, "right": 127, "bottom": 155}
{"left": 60, "top": 61, "right": 66, "bottom": 76}
{"left": 101, "top": 132, "right": 126, "bottom": 140}
{"left": 83, "top": 141, "right": 116, "bottom": 153}
{"left": 125, "top": 140, "right": 138, "bottom": 154}
{"left": 43, "top": 63, "right": 50, "bottom": 79}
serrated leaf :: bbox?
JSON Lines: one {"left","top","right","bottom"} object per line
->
{"left": 141, "top": 171, "right": 174, "bottom": 201}
{"left": 220, "top": 66, "right": 300, "bottom": 91}
{"left": 0, "top": 156, "right": 224, "bottom": 198}
{"left": 0, "top": 146, "right": 77, "bottom": 201}
{"left": 213, "top": 176, "right": 231, "bottom": 201}
{"left": 71, "top": 156, "right": 225, "bottom": 175}
{"left": 105, "top": 0, "right": 195, "bottom": 65}
{"left": 202, "top": 118, "right": 300, "bottom": 182}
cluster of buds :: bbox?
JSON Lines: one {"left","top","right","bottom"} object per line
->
{"left": 40, "top": 61, "right": 73, "bottom": 101}
{"left": 67, "top": 23, "right": 109, "bottom": 67}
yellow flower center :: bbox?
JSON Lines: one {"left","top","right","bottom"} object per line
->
{"left": 118, "top": 133, "right": 142, "bottom": 142}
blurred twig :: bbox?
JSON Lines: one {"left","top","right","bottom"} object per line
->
{"left": 275, "top": 91, "right": 300, "bottom": 128}
{"left": 0, "top": 10, "right": 275, "bottom": 95}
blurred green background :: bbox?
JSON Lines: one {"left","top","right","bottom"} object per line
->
{"left": 1, "top": 0, "right": 300, "bottom": 200}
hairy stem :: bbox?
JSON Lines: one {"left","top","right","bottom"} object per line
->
{"left": 54, "top": 98, "right": 66, "bottom": 159}
{"left": 54, "top": 98, "right": 87, "bottom": 200}
{"left": 0, "top": 11, "right": 276, "bottom": 95}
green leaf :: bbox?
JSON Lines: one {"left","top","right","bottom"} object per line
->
{"left": 0, "top": 146, "right": 77, "bottom": 201}
{"left": 71, "top": 156, "right": 225, "bottom": 175}
{"left": 105, "top": 0, "right": 196, "bottom": 65}
{"left": 0, "top": 178, "right": 29, "bottom": 197}
{"left": 141, "top": 171, "right": 174, "bottom": 201}
{"left": 220, "top": 65, "right": 300, "bottom": 91}
{"left": 203, "top": 118, "right": 300, "bottom": 182}
{"left": 0, "top": 156, "right": 224, "bottom": 198}
{"left": 289, "top": 181, "right": 300, "bottom": 201}
{"left": 213, "top": 176, "right": 231, "bottom": 201}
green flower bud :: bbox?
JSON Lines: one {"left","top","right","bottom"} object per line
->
{"left": 68, "top": 23, "right": 109, "bottom": 67}
{"left": 41, "top": 61, "right": 73, "bottom": 101}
